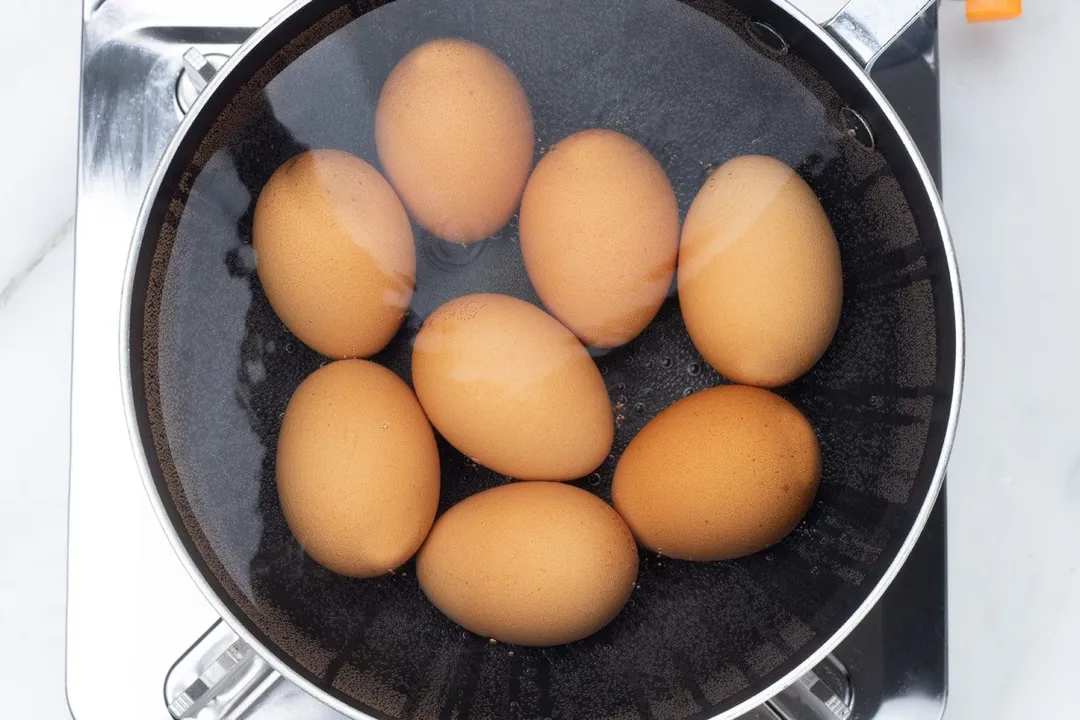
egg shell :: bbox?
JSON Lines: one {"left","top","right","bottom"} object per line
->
{"left": 411, "top": 293, "right": 613, "bottom": 481}
{"left": 417, "top": 482, "right": 639, "bottom": 646}
{"left": 519, "top": 129, "right": 680, "bottom": 348}
{"left": 253, "top": 149, "right": 416, "bottom": 359}
{"left": 678, "top": 154, "right": 843, "bottom": 387}
{"left": 276, "top": 360, "right": 440, "bottom": 578}
{"left": 611, "top": 385, "right": 820, "bottom": 561}
{"left": 375, "top": 38, "right": 534, "bottom": 244}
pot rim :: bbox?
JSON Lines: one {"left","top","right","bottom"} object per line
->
{"left": 119, "top": 1, "right": 965, "bottom": 717}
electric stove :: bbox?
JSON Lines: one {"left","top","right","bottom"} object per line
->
{"left": 66, "top": 1, "right": 947, "bottom": 718}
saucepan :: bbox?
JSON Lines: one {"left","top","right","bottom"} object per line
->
{"left": 121, "top": 0, "right": 963, "bottom": 718}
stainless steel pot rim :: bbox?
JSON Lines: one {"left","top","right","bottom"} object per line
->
{"left": 118, "top": 1, "right": 965, "bottom": 718}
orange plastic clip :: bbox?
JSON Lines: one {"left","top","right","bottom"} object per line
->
{"left": 967, "top": 0, "right": 1022, "bottom": 23}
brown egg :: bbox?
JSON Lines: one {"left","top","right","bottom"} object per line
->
{"left": 412, "top": 293, "right": 612, "bottom": 480}
{"left": 253, "top": 149, "right": 415, "bottom": 359}
{"left": 375, "top": 39, "right": 534, "bottom": 244}
{"left": 678, "top": 155, "right": 843, "bottom": 387}
{"left": 276, "top": 360, "right": 440, "bottom": 578}
{"left": 611, "top": 385, "right": 820, "bottom": 561}
{"left": 520, "top": 129, "right": 680, "bottom": 348}
{"left": 417, "top": 482, "right": 639, "bottom": 646}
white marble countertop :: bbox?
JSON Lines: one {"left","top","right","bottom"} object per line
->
{"left": 2, "top": 1, "right": 1077, "bottom": 718}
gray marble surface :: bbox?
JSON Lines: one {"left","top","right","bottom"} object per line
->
{"left": 1, "top": 1, "right": 1078, "bottom": 718}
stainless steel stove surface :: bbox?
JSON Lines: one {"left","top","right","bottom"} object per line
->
{"left": 67, "top": 2, "right": 947, "bottom": 718}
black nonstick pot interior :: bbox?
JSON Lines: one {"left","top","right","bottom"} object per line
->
{"left": 127, "top": 0, "right": 958, "bottom": 717}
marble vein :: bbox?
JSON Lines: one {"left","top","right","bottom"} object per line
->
{"left": 0, "top": 216, "right": 74, "bottom": 312}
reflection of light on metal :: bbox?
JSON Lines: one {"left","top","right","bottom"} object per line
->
{"left": 876, "top": 695, "right": 945, "bottom": 719}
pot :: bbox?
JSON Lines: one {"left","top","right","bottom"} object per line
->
{"left": 121, "top": 0, "right": 963, "bottom": 718}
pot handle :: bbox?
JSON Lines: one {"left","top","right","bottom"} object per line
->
{"left": 766, "top": 658, "right": 854, "bottom": 720}
{"left": 165, "top": 620, "right": 348, "bottom": 719}
{"left": 165, "top": 621, "right": 274, "bottom": 719}
{"left": 824, "top": 0, "right": 936, "bottom": 70}
{"left": 165, "top": 620, "right": 853, "bottom": 719}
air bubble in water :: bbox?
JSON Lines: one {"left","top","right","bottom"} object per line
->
{"left": 661, "top": 357, "right": 673, "bottom": 368}
{"left": 634, "top": 403, "right": 647, "bottom": 415}
{"left": 589, "top": 473, "right": 602, "bottom": 486}
{"left": 687, "top": 362, "right": 701, "bottom": 375}
{"left": 285, "top": 343, "right": 294, "bottom": 354}
{"left": 683, "top": 387, "right": 693, "bottom": 397}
